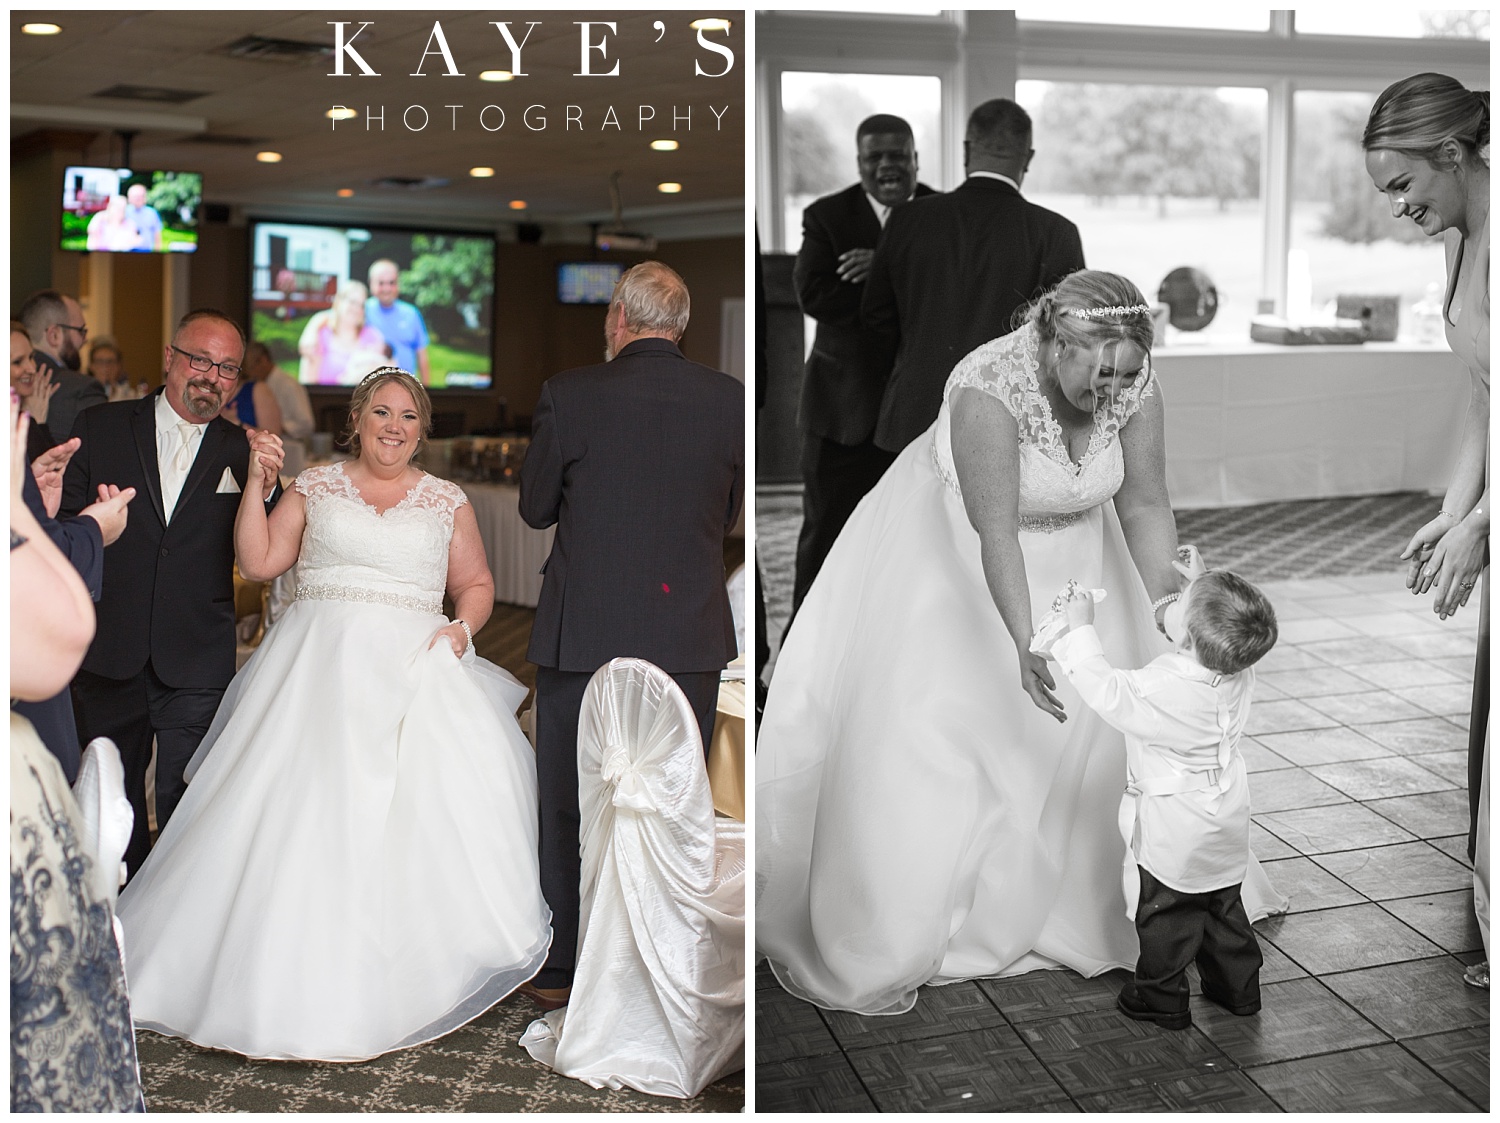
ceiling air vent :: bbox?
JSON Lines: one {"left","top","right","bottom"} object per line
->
{"left": 91, "top": 84, "right": 207, "bottom": 104}
{"left": 222, "top": 35, "right": 334, "bottom": 64}
{"left": 370, "top": 176, "right": 451, "bottom": 191}
{"left": 183, "top": 134, "right": 267, "bottom": 147}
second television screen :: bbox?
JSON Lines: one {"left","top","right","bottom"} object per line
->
{"left": 251, "top": 222, "right": 494, "bottom": 389}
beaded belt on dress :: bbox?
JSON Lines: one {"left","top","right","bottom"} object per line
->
{"left": 295, "top": 583, "right": 443, "bottom": 615}
{"left": 1017, "top": 511, "right": 1085, "bottom": 533}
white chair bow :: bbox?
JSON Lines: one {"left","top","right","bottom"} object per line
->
{"left": 519, "top": 658, "right": 746, "bottom": 1098}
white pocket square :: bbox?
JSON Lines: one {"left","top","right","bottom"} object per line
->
{"left": 216, "top": 468, "right": 241, "bottom": 494}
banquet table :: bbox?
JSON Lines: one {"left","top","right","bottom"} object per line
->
{"left": 459, "top": 482, "right": 555, "bottom": 607}
{"left": 1154, "top": 342, "right": 1470, "bottom": 509}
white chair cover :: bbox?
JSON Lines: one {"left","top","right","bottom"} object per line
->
{"left": 519, "top": 658, "right": 746, "bottom": 1098}
{"left": 70, "top": 737, "right": 134, "bottom": 909}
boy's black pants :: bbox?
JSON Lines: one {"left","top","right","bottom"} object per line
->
{"left": 1133, "top": 867, "right": 1262, "bottom": 1013}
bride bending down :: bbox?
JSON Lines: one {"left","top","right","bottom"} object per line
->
{"left": 756, "top": 271, "right": 1285, "bottom": 1016}
{"left": 116, "top": 367, "right": 551, "bottom": 1061}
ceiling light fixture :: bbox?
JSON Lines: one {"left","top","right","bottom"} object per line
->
{"left": 337, "top": 188, "right": 355, "bottom": 197}
{"left": 256, "top": 151, "right": 283, "bottom": 163}
{"left": 657, "top": 182, "right": 683, "bottom": 194}
{"left": 470, "top": 166, "right": 495, "bottom": 178}
{"left": 326, "top": 106, "right": 357, "bottom": 121}
{"left": 650, "top": 139, "right": 679, "bottom": 152}
{"left": 21, "top": 22, "right": 62, "bottom": 35}
{"left": 508, "top": 200, "right": 527, "bottom": 210}
{"left": 479, "top": 70, "right": 514, "bottom": 82}
{"left": 689, "top": 18, "right": 731, "bottom": 32}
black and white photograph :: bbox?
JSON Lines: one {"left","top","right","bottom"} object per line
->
{"left": 754, "top": 8, "right": 1489, "bottom": 1113}
{"left": 11, "top": 9, "right": 746, "bottom": 1112}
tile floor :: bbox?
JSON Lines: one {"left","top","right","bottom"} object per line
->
{"left": 755, "top": 513, "right": 1488, "bottom": 1112}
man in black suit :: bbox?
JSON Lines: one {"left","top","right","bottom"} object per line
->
{"left": 64, "top": 309, "right": 282, "bottom": 875}
{"left": 520, "top": 261, "right": 744, "bottom": 1005}
{"left": 20, "top": 290, "right": 108, "bottom": 441}
{"left": 863, "top": 98, "right": 1086, "bottom": 453}
{"left": 790, "top": 114, "right": 934, "bottom": 612}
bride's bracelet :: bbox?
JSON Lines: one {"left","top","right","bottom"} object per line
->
{"left": 1150, "top": 592, "right": 1180, "bottom": 635}
{"left": 456, "top": 618, "right": 474, "bottom": 652}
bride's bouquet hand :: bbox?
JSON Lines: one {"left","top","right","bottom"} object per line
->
{"left": 1020, "top": 649, "right": 1066, "bottom": 723}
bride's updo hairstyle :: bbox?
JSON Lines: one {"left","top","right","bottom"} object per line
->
{"left": 1363, "top": 72, "right": 1489, "bottom": 169}
{"left": 1017, "top": 270, "right": 1155, "bottom": 358}
{"left": 342, "top": 366, "right": 433, "bottom": 458}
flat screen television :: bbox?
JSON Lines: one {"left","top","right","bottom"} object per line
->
{"left": 558, "top": 262, "right": 623, "bottom": 305}
{"left": 61, "top": 167, "right": 202, "bottom": 253}
{"left": 249, "top": 222, "right": 495, "bottom": 390}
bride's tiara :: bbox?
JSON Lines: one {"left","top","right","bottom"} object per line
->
{"left": 357, "top": 365, "right": 415, "bottom": 385}
{"left": 1065, "top": 304, "right": 1152, "bottom": 320}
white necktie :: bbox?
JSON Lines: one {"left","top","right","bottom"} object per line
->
{"left": 175, "top": 421, "right": 198, "bottom": 474}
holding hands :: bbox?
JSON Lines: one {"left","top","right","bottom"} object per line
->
{"left": 245, "top": 428, "right": 284, "bottom": 491}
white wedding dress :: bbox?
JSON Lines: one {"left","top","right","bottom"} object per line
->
{"left": 757, "top": 323, "right": 1285, "bottom": 1016}
{"left": 116, "top": 463, "right": 552, "bottom": 1061}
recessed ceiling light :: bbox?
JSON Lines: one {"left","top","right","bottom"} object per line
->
{"left": 470, "top": 167, "right": 495, "bottom": 178}
{"left": 657, "top": 182, "right": 683, "bottom": 194}
{"left": 690, "top": 18, "right": 731, "bottom": 32}
{"left": 21, "top": 22, "right": 61, "bottom": 35}
{"left": 479, "top": 70, "right": 514, "bottom": 82}
{"left": 650, "top": 139, "right": 679, "bottom": 152}
{"left": 326, "top": 106, "right": 358, "bottom": 121}
{"left": 256, "top": 151, "right": 282, "bottom": 163}
{"left": 336, "top": 188, "right": 355, "bottom": 198}
{"left": 508, "top": 200, "right": 527, "bottom": 210}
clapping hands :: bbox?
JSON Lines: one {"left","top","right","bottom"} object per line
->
{"left": 19, "top": 367, "right": 56, "bottom": 425}
{"left": 30, "top": 437, "right": 80, "bottom": 518}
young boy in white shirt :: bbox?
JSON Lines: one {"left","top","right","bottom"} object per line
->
{"left": 1050, "top": 568, "right": 1278, "bottom": 1031}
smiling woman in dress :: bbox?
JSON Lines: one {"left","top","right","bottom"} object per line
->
{"left": 116, "top": 367, "right": 552, "bottom": 1061}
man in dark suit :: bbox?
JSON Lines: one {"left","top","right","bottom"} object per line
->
{"left": 520, "top": 261, "right": 744, "bottom": 1006}
{"left": 790, "top": 113, "right": 935, "bottom": 612}
{"left": 20, "top": 290, "right": 108, "bottom": 441}
{"left": 64, "top": 309, "right": 281, "bottom": 875}
{"left": 863, "top": 98, "right": 1086, "bottom": 453}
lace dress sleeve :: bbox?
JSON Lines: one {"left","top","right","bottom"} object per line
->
{"left": 406, "top": 476, "right": 469, "bottom": 531}
{"left": 1094, "top": 352, "right": 1159, "bottom": 449}
{"left": 293, "top": 463, "right": 344, "bottom": 501}
{"left": 942, "top": 322, "right": 1055, "bottom": 448}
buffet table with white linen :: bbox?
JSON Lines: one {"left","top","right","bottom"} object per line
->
{"left": 460, "top": 482, "right": 555, "bottom": 607}
{"left": 1154, "top": 342, "right": 1470, "bottom": 509}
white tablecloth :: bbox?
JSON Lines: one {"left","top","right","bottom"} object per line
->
{"left": 461, "top": 483, "right": 555, "bottom": 607}
{"left": 1154, "top": 343, "right": 1471, "bottom": 509}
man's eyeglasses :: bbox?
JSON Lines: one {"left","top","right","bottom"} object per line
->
{"left": 170, "top": 345, "right": 242, "bottom": 382}
{"left": 59, "top": 322, "right": 89, "bottom": 339}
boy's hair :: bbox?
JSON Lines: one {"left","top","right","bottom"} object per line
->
{"left": 1185, "top": 571, "right": 1278, "bottom": 675}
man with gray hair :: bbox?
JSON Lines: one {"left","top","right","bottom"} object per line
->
{"left": 863, "top": 97, "right": 1086, "bottom": 452}
{"left": 520, "top": 260, "right": 744, "bottom": 1008}
{"left": 20, "top": 289, "right": 108, "bottom": 440}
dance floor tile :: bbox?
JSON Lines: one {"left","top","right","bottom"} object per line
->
{"left": 1193, "top": 933, "right": 1307, "bottom": 986}
{"left": 1321, "top": 957, "right": 1490, "bottom": 1038}
{"left": 1249, "top": 768, "right": 1350, "bottom": 814}
{"left": 1074, "top": 1070, "right": 1280, "bottom": 1113}
{"left": 1297, "top": 594, "right": 1394, "bottom": 618}
{"left": 1246, "top": 1042, "right": 1481, "bottom": 1112}
{"left": 1016, "top": 1010, "right": 1233, "bottom": 1097}
{"left": 1403, "top": 1026, "right": 1491, "bottom": 1109}
{"left": 1431, "top": 834, "right": 1476, "bottom": 869}
{"left": 1261, "top": 856, "right": 1366, "bottom": 912}
{"left": 1253, "top": 645, "right": 1332, "bottom": 673}
{"left": 1249, "top": 821, "right": 1300, "bottom": 860}
{"left": 1262, "top": 576, "right": 1359, "bottom": 600}
{"left": 1261, "top": 597, "right": 1323, "bottom": 621}
{"left": 1307, "top": 756, "right": 1457, "bottom": 801}
{"left": 1313, "top": 841, "right": 1475, "bottom": 900}
{"left": 1383, "top": 630, "right": 1479, "bottom": 659}
{"left": 755, "top": 960, "right": 780, "bottom": 990}
{"left": 1256, "top": 803, "right": 1417, "bottom": 854}
{"left": 1258, "top": 665, "right": 1374, "bottom": 699}
{"left": 1381, "top": 891, "right": 1485, "bottom": 954}
{"left": 1305, "top": 689, "right": 1431, "bottom": 725}
{"left": 1366, "top": 788, "right": 1473, "bottom": 839}
{"left": 846, "top": 1026, "right": 1070, "bottom": 1112}
{"left": 1296, "top": 636, "right": 1413, "bottom": 666}
{"left": 1252, "top": 726, "right": 1390, "bottom": 767}
{"left": 1431, "top": 655, "right": 1480, "bottom": 679}
{"left": 979, "top": 967, "right": 1131, "bottom": 1023}
{"left": 1189, "top": 976, "right": 1384, "bottom": 1066}
{"left": 1240, "top": 738, "right": 1294, "bottom": 773}
{"left": 755, "top": 1054, "right": 878, "bottom": 1113}
{"left": 1394, "top": 682, "right": 1477, "bottom": 718}
{"left": 1351, "top": 716, "right": 1470, "bottom": 756}
{"left": 1344, "top": 610, "right": 1448, "bottom": 638}
{"left": 1349, "top": 659, "right": 1463, "bottom": 691}
{"left": 822, "top": 980, "right": 1005, "bottom": 1047}
{"left": 1260, "top": 903, "right": 1443, "bottom": 974}
{"left": 1274, "top": 616, "right": 1361, "bottom": 644}
{"left": 755, "top": 983, "right": 841, "bottom": 1063}
{"left": 1245, "top": 700, "right": 1341, "bottom": 736}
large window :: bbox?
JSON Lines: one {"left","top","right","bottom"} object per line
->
{"left": 779, "top": 71, "right": 943, "bottom": 256}
{"left": 1011, "top": 7, "right": 1269, "bottom": 31}
{"left": 1294, "top": 10, "right": 1488, "bottom": 39}
{"left": 1019, "top": 81, "right": 1265, "bottom": 342}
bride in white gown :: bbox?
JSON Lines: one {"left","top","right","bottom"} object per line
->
{"left": 757, "top": 271, "right": 1285, "bottom": 1016}
{"left": 116, "top": 368, "right": 551, "bottom": 1061}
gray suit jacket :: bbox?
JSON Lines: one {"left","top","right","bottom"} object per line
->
{"left": 34, "top": 350, "right": 108, "bottom": 440}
